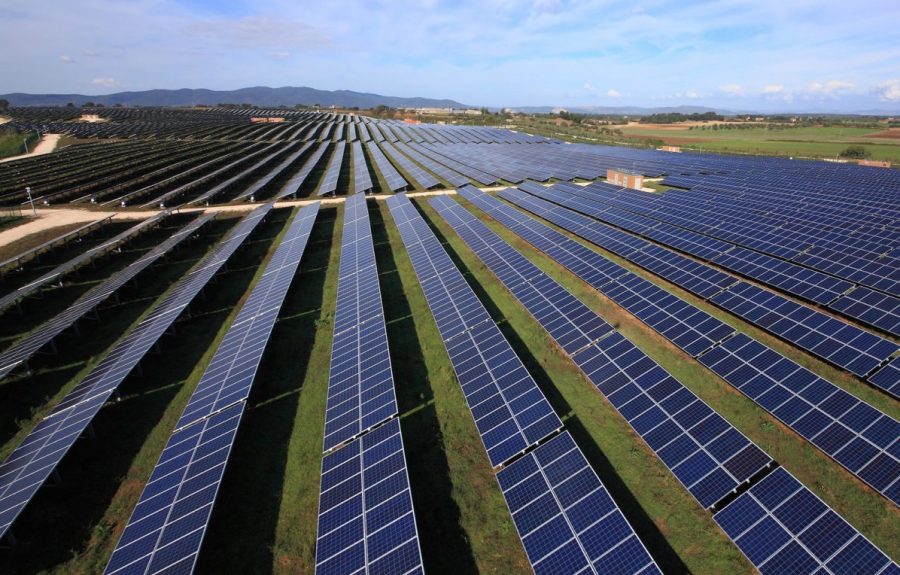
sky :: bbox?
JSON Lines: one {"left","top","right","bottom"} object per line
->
{"left": 1, "top": 0, "right": 899, "bottom": 113}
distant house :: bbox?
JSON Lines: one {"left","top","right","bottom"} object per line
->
{"left": 552, "top": 108, "right": 568, "bottom": 114}
{"left": 859, "top": 160, "right": 891, "bottom": 168}
{"left": 661, "top": 146, "right": 681, "bottom": 153}
{"left": 418, "top": 107, "right": 451, "bottom": 115}
{"left": 464, "top": 109, "right": 482, "bottom": 115}
{"left": 607, "top": 169, "right": 644, "bottom": 190}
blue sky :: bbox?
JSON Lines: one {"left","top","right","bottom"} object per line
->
{"left": 2, "top": 0, "right": 899, "bottom": 112}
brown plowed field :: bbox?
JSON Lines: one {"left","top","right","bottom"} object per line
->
{"left": 869, "top": 128, "right": 900, "bottom": 139}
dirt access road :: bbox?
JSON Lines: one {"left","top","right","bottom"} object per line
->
{"left": 0, "top": 133, "right": 63, "bottom": 163}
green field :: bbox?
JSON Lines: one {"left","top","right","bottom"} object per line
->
{"left": 1, "top": 195, "right": 899, "bottom": 573}
{"left": 615, "top": 124, "right": 900, "bottom": 162}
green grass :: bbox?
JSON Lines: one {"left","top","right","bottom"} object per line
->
{"left": 0, "top": 131, "right": 38, "bottom": 159}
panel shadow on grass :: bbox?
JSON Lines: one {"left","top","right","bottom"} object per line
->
{"left": 369, "top": 202, "right": 479, "bottom": 574}
{"left": 196, "top": 206, "right": 337, "bottom": 574}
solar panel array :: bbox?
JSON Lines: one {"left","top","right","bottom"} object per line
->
{"left": 0, "top": 203, "right": 275, "bottom": 543}
{"left": 364, "top": 140, "right": 407, "bottom": 192}
{"left": 316, "top": 418, "right": 424, "bottom": 575}
{"left": 511, "top": 183, "right": 900, "bottom": 396}
{"left": 698, "top": 333, "right": 900, "bottom": 508}
{"left": 448, "top": 188, "right": 900, "bottom": 573}
{"left": 105, "top": 202, "right": 320, "bottom": 575}
{"left": 430, "top": 194, "right": 771, "bottom": 509}
{"left": 715, "top": 467, "right": 897, "bottom": 574}
{"left": 459, "top": 186, "right": 900, "bottom": 514}
{"left": 316, "top": 193, "right": 424, "bottom": 574}
{"left": 387, "top": 193, "right": 562, "bottom": 468}
{"left": 497, "top": 432, "right": 661, "bottom": 575}
{"left": 275, "top": 141, "right": 329, "bottom": 200}
{"left": 0, "top": 211, "right": 170, "bottom": 313}
{"left": 0, "top": 212, "right": 215, "bottom": 381}
{"left": 233, "top": 141, "right": 312, "bottom": 201}
{"left": 323, "top": 193, "right": 398, "bottom": 452}
{"left": 380, "top": 141, "right": 440, "bottom": 189}
{"left": 394, "top": 142, "right": 471, "bottom": 188}
{"left": 351, "top": 141, "right": 373, "bottom": 195}
{"left": 318, "top": 142, "right": 346, "bottom": 196}
{"left": 387, "top": 193, "right": 659, "bottom": 574}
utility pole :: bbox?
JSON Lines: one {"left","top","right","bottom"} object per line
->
{"left": 25, "top": 186, "right": 36, "bottom": 217}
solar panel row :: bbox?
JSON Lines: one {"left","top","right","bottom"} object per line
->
{"left": 512, "top": 184, "right": 900, "bottom": 400}
{"left": 324, "top": 193, "right": 397, "bottom": 452}
{"left": 431, "top": 194, "right": 770, "bottom": 509}
{"left": 318, "top": 142, "right": 346, "bottom": 196}
{"left": 0, "top": 210, "right": 171, "bottom": 313}
{"left": 379, "top": 141, "right": 441, "bottom": 189}
{"left": 386, "top": 193, "right": 561, "bottom": 468}
{"left": 715, "top": 467, "right": 897, "bottom": 574}
{"left": 351, "top": 141, "right": 373, "bottom": 195}
{"left": 364, "top": 140, "right": 407, "bottom": 192}
{"left": 0, "top": 203, "right": 275, "bottom": 544}
{"left": 316, "top": 194, "right": 423, "bottom": 574}
{"left": 0, "top": 213, "right": 215, "bottom": 381}
{"left": 388, "top": 193, "right": 658, "bottom": 574}
{"left": 105, "top": 202, "right": 320, "bottom": 575}
{"left": 457, "top": 187, "right": 900, "bottom": 514}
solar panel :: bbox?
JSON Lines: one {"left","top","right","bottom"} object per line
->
{"left": 699, "top": 333, "right": 900, "bottom": 510}
{"left": 352, "top": 141, "right": 373, "bottom": 194}
{"left": 318, "top": 142, "right": 346, "bottom": 196}
{"left": 0, "top": 213, "right": 215, "bottom": 381}
{"left": 393, "top": 142, "right": 471, "bottom": 188}
{"left": 359, "top": 140, "right": 404, "bottom": 192}
{"left": 868, "top": 356, "right": 900, "bottom": 398}
{"left": 0, "top": 211, "right": 170, "bottom": 313}
{"left": 434, "top": 192, "right": 771, "bottom": 508}
{"left": 324, "top": 194, "right": 397, "bottom": 451}
{"left": 497, "top": 432, "right": 661, "bottom": 575}
{"left": 380, "top": 142, "right": 440, "bottom": 189}
{"left": 233, "top": 141, "right": 313, "bottom": 201}
{"left": 711, "top": 281, "right": 899, "bottom": 378}
{"left": 386, "top": 193, "right": 561, "bottom": 468}
{"left": 714, "top": 467, "right": 897, "bottom": 574}
{"left": 0, "top": 204, "right": 275, "bottom": 543}
{"left": 173, "top": 202, "right": 320, "bottom": 431}
{"left": 104, "top": 403, "right": 245, "bottom": 575}
{"left": 512, "top": 170, "right": 900, "bottom": 386}
{"left": 275, "top": 141, "right": 329, "bottom": 200}
{"left": 316, "top": 418, "right": 424, "bottom": 575}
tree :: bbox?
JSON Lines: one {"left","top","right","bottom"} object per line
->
{"left": 0, "top": 99, "right": 8, "bottom": 108}
{"left": 84, "top": 102, "right": 95, "bottom": 107}
{"left": 839, "top": 145, "right": 872, "bottom": 160}
{"left": 66, "top": 102, "right": 75, "bottom": 107}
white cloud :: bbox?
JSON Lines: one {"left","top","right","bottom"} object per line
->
{"left": 184, "top": 16, "right": 328, "bottom": 50}
{"left": 83, "top": 50, "right": 101, "bottom": 57}
{"left": 685, "top": 90, "right": 700, "bottom": 99}
{"left": 269, "top": 52, "right": 290, "bottom": 59}
{"left": 583, "top": 83, "right": 595, "bottom": 92}
{"left": 58, "top": 55, "right": 74, "bottom": 63}
{"left": 762, "top": 84, "right": 794, "bottom": 102}
{"left": 91, "top": 77, "right": 123, "bottom": 88}
{"left": 719, "top": 83, "right": 745, "bottom": 97}
{"left": 871, "top": 79, "right": 900, "bottom": 101}
{"left": 804, "top": 80, "right": 855, "bottom": 99}
{"left": 607, "top": 89, "right": 621, "bottom": 97}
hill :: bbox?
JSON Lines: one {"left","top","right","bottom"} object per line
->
{"left": 0, "top": 86, "right": 471, "bottom": 109}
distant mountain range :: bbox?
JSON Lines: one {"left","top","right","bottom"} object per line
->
{"left": 0, "top": 86, "right": 471, "bottom": 110}
{"left": 2, "top": 87, "right": 896, "bottom": 116}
